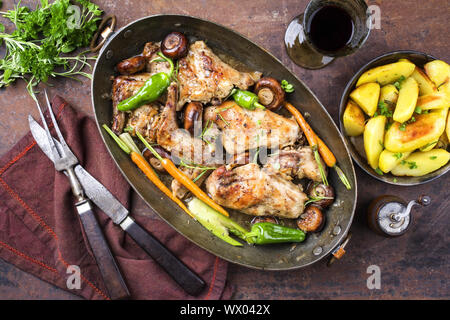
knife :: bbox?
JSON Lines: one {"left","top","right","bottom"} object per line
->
{"left": 29, "top": 116, "right": 206, "bottom": 296}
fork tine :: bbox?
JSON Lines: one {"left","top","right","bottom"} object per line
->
{"left": 44, "top": 89, "right": 68, "bottom": 151}
{"left": 34, "top": 98, "right": 61, "bottom": 161}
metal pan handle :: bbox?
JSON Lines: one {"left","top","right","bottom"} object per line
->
{"left": 90, "top": 15, "right": 117, "bottom": 53}
{"left": 327, "top": 232, "right": 352, "bottom": 267}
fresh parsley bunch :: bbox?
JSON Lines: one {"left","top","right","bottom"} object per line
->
{"left": 0, "top": 0, "right": 102, "bottom": 99}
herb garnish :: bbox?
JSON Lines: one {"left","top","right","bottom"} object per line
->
{"left": 393, "top": 75, "right": 406, "bottom": 90}
{"left": 401, "top": 160, "right": 417, "bottom": 169}
{"left": 385, "top": 122, "right": 393, "bottom": 131}
{"left": 281, "top": 79, "right": 294, "bottom": 93}
{"left": 377, "top": 101, "right": 392, "bottom": 117}
{"left": 123, "top": 126, "right": 134, "bottom": 133}
{"left": 217, "top": 113, "right": 230, "bottom": 127}
{"left": 0, "top": 0, "right": 102, "bottom": 99}
{"left": 179, "top": 158, "right": 216, "bottom": 183}
{"left": 198, "top": 119, "right": 213, "bottom": 145}
{"left": 407, "top": 161, "right": 418, "bottom": 169}
{"left": 179, "top": 159, "right": 215, "bottom": 170}
{"left": 399, "top": 117, "right": 416, "bottom": 131}
{"left": 421, "top": 141, "right": 438, "bottom": 150}
{"left": 305, "top": 196, "right": 334, "bottom": 206}
{"left": 393, "top": 152, "right": 403, "bottom": 160}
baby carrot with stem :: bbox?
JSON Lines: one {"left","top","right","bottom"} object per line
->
{"left": 102, "top": 125, "right": 194, "bottom": 218}
{"left": 284, "top": 102, "right": 352, "bottom": 190}
{"left": 136, "top": 131, "right": 230, "bottom": 217}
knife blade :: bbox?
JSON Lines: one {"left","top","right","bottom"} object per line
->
{"left": 29, "top": 116, "right": 206, "bottom": 296}
{"left": 29, "top": 116, "right": 129, "bottom": 224}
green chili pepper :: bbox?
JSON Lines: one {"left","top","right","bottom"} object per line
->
{"left": 232, "top": 89, "right": 265, "bottom": 110}
{"left": 244, "top": 222, "right": 306, "bottom": 245}
{"left": 117, "top": 52, "right": 174, "bottom": 111}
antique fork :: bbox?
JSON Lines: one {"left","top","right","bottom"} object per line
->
{"left": 35, "top": 90, "right": 130, "bottom": 300}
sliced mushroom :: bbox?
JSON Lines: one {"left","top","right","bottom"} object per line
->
{"left": 254, "top": 77, "right": 285, "bottom": 110}
{"left": 116, "top": 55, "right": 146, "bottom": 75}
{"left": 184, "top": 102, "right": 203, "bottom": 135}
{"left": 161, "top": 31, "right": 189, "bottom": 59}
{"left": 251, "top": 216, "right": 279, "bottom": 225}
{"left": 296, "top": 206, "right": 324, "bottom": 232}
{"left": 143, "top": 146, "right": 171, "bottom": 172}
{"left": 306, "top": 182, "right": 335, "bottom": 209}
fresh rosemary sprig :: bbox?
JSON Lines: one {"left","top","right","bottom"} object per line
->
{"left": 305, "top": 196, "right": 334, "bottom": 206}
{"left": 179, "top": 158, "right": 216, "bottom": 182}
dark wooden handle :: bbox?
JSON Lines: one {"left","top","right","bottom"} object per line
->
{"left": 120, "top": 217, "right": 205, "bottom": 296}
{"left": 77, "top": 201, "right": 130, "bottom": 300}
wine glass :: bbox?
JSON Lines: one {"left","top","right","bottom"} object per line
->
{"left": 284, "top": 0, "right": 371, "bottom": 69}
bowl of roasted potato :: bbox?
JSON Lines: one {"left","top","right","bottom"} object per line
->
{"left": 339, "top": 51, "right": 450, "bottom": 185}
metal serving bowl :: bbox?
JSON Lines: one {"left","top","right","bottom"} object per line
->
{"left": 92, "top": 15, "right": 357, "bottom": 270}
{"left": 339, "top": 50, "right": 450, "bottom": 186}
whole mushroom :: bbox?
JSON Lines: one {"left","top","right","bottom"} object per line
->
{"left": 254, "top": 77, "right": 286, "bottom": 110}
{"left": 296, "top": 206, "right": 325, "bottom": 232}
{"left": 183, "top": 102, "right": 203, "bottom": 136}
{"left": 116, "top": 55, "right": 146, "bottom": 75}
{"left": 161, "top": 31, "right": 189, "bottom": 59}
{"left": 306, "top": 182, "right": 335, "bottom": 209}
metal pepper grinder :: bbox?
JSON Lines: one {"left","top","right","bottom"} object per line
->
{"left": 367, "top": 195, "right": 431, "bottom": 237}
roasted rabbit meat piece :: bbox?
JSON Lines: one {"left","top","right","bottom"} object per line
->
{"left": 264, "top": 147, "right": 325, "bottom": 182}
{"left": 205, "top": 163, "right": 308, "bottom": 219}
{"left": 111, "top": 73, "right": 151, "bottom": 134}
{"left": 204, "top": 101, "right": 300, "bottom": 154}
{"left": 125, "top": 103, "right": 162, "bottom": 143}
{"left": 142, "top": 41, "right": 172, "bottom": 76}
{"left": 177, "top": 41, "right": 261, "bottom": 110}
{"left": 156, "top": 82, "right": 223, "bottom": 166}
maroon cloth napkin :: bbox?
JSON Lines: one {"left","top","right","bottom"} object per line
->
{"left": 0, "top": 96, "right": 232, "bottom": 300}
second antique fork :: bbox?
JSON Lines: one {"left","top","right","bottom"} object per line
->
{"left": 34, "top": 90, "right": 130, "bottom": 300}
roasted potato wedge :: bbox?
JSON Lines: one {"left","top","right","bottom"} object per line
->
{"left": 379, "top": 150, "right": 411, "bottom": 173}
{"left": 350, "top": 82, "right": 380, "bottom": 116}
{"left": 438, "top": 80, "right": 450, "bottom": 101}
{"left": 422, "top": 133, "right": 449, "bottom": 151}
{"left": 437, "top": 131, "right": 449, "bottom": 150}
{"left": 416, "top": 92, "right": 449, "bottom": 110}
{"left": 393, "top": 77, "right": 419, "bottom": 123}
{"left": 419, "top": 141, "right": 438, "bottom": 152}
{"left": 343, "top": 100, "right": 366, "bottom": 136}
{"left": 364, "top": 115, "right": 386, "bottom": 169}
{"left": 385, "top": 111, "right": 447, "bottom": 152}
{"left": 424, "top": 60, "right": 450, "bottom": 87}
{"left": 356, "top": 61, "right": 415, "bottom": 87}
{"left": 447, "top": 109, "right": 450, "bottom": 141}
{"left": 410, "top": 67, "right": 437, "bottom": 95}
{"left": 391, "top": 149, "right": 450, "bottom": 176}
{"left": 379, "top": 84, "right": 399, "bottom": 106}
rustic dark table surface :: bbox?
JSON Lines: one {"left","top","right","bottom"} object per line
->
{"left": 0, "top": 0, "right": 449, "bottom": 300}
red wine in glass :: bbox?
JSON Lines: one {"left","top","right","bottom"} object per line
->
{"left": 284, "top": 0, "right": 370, "bottom": 69}
{"left": 307, "top": 5, "right": 354, "bottom": 53}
